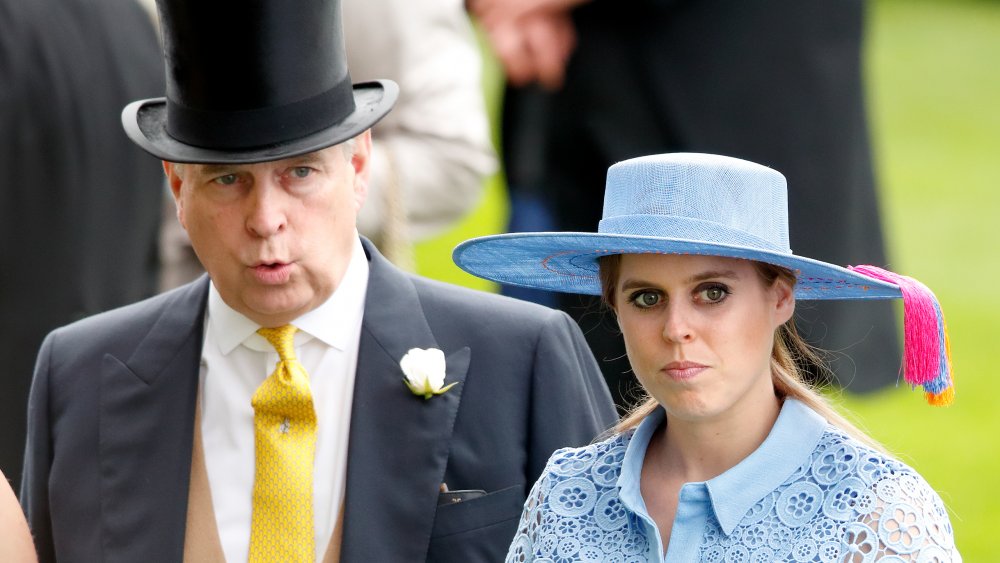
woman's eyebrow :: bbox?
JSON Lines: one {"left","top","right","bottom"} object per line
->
{"left": 619, "top": 278, "right": 658, "bottom": 292}
{"left": 620, "top": 270, "right": 741, "bottom": 292}
{"left": 685, "top": 270, "right": 740, "bottom": 284}
{"left": 618, "top": 269, "right": 742, "bottom": 293}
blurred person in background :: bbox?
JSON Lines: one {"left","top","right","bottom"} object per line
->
{"left": 0, "top": 0, "right": 165, "bottom": 486}
{"left": 345, "top": 0, "right": 497, "bottom": 269}
{"left": 471, "top": 0, "right": 900, "bottom": 410}
{"left": 158, "top": 0, "right": 496, "bottom": 289}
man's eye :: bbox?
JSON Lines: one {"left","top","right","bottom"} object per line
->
{"left": 291, "top": 167, "right": 312, "bottom": 179}
{"left": 631, "top": 291, "right": 661, "bottom": 309}
{"left": 213, "top": 174, "right": 238, "bottom": 185}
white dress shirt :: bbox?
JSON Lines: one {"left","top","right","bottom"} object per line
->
{"left": 200, "top": 237, "right": 368, "bottom": 562}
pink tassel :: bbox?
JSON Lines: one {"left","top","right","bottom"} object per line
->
{"left": 848, "top": 265, "right": 954, "bottom": 405}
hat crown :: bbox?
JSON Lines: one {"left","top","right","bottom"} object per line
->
{"left": 160, "top": 0, "right": 347, "bottom": 112}
{"left": 599, "top": 153, "right": 791, "bottom": 253}
{"left": 153, "top": 0, "right": 355, "bottom": 151}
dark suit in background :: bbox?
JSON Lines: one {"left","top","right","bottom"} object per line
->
{"left": 21, "top": 240, "right": 617, "bottom": 562}
{"left": 502, "top": 0, "right": 900, "bottom": 406}
{"left": 0, "top": 0, "right": 165, "bottom": 485}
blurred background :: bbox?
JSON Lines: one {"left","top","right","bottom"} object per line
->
{"left": 417, "top": 0, "right": 999, "bottom": 557}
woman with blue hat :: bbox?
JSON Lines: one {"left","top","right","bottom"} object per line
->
{"left": 455, "top": 153, "right": 958, "bottom": 561}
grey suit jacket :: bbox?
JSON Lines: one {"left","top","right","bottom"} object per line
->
{"left": 21, "top": 239, "right": 617, "bottom": 562}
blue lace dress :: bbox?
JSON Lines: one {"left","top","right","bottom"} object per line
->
{"left": 506, "top": 399, "right": 959, "bottom": 562}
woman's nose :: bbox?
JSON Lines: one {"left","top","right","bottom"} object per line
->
{"left": 662, "top": 303, "right": 695, "bottom": 343}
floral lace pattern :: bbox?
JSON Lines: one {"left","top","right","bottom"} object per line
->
{"left": 507, "top": 426, "right": 958, "bottom": 562}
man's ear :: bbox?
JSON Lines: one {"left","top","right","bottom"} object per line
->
{"left": 162, "top": 161, "right": 186, "bottom": 229}
{"left": 349, "top": 129, "right": 373, "bottom": 211}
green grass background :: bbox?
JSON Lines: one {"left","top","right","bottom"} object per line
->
{"left": 842, "top": 0, "right": 1000, "bottom": 558}
{"left": 415, "top": 0, "right": 1000, "bottom": 556}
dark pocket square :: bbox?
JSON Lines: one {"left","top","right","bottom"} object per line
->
{"left": 430, "top": 483, "right": 525, "bottom": 538}
{"left": 438, "top": 488, "right": 487, "bottom": 506}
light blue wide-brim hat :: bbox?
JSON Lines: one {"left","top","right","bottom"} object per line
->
{"left": 454, "top": 153, "right": 901, "bottom": 300}
{"left": 454, "top": 152, "right": 956, "bottom": 406}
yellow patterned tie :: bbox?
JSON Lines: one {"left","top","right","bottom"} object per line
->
{"left": 249, "top": 325, "right": 316, "bottom": 562}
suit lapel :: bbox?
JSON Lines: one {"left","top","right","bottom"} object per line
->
{"left": 340, "top": 241, "right": 471, "bottom": 561}
{"left": 99, "top": 278, "right": 208, "bottom": 562}
{"left": 97, "top": 246, "right": 468, "bottom": 560}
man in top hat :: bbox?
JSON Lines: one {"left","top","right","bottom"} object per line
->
{"left": 18, "top": 1, "right": 617, "bottom": 561}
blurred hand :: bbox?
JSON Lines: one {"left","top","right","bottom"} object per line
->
{"left": 482, "top": 9, "right": 577, "bottom": 90}
{"left": 469, "top": 0, "right": 589, "bottom": 27}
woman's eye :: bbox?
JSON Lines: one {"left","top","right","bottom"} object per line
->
{"left": 698, "top": 285, "right": 729, "bottom": 304}
{"left": 213, "top": 173, "right": 239, "bottom": 185}
{"left": 631, "top": 291, "right": 661, "bottom": 309}
{"left": 291, "top": 167, "right": 312, "bottom": 179}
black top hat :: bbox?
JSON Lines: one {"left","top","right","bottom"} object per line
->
{"left": 122, "top": 0, "right": 397, "bottom": 163}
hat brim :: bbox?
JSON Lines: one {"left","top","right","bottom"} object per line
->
{"left": 453, "top": 232, "right": 902, "bottom": 301}
{"left": 121, "top": 80, "right": 398, "bottom": 164}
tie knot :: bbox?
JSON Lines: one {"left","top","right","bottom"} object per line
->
{"left": 257, "top": 325, "right": 298, "bottom": 361}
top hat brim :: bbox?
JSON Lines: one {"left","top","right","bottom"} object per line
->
{"left": 453, "top": 232, "right": 903, "bottom": 301}
{"left": 121, "top": 80, "right": 398, "bottom": 164}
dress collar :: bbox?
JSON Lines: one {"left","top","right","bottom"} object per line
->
{"left": 207, "top": 235, "right": 369, "bottom": 354}
{"left": 706, "top": 398, "right": 826, "bottom": 534}
{"left": 617, "top": 398, "right": 827, "bottom": 536}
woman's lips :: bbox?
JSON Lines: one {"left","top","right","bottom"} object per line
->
{"left": 663, "top": 361, "right": 708, "bottom": 380}
{"left": 250, "top": 262, "right": 292, "bottom": 284}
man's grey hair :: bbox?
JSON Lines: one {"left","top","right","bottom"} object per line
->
{"left": 340, "top": 135, "right": 358, "bottom": 157}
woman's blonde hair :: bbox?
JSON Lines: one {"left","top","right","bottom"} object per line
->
{"left": 599, "top": 254, "right": 886, "bottom": 453}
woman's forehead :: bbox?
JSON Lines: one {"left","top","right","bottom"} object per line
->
{"left": 618, "top": 253, "right": 754, "bottom": 274}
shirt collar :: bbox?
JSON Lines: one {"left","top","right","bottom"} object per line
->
{"left": 617, "top": 407, "right": 663, "bottom": 519}
{"left": 207, "top": 235, "right": 369, "bottom": 354}
{"left": 707, "top": 398, "right": 826, "bottom": 535}
{"left": 617, "top": 398, "right": 827, "bottom": 536}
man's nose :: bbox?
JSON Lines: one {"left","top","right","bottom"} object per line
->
{"left": 245, "top": 183, "right": 287, "bottom": 238}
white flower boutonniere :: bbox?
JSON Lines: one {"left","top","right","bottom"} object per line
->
{"left": 401, "top": 347, "right": 458, "bottom": 400}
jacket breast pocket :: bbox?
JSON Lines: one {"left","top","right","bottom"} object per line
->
{"left": 427, "top": 483, "right": 526, "bottom": 562}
